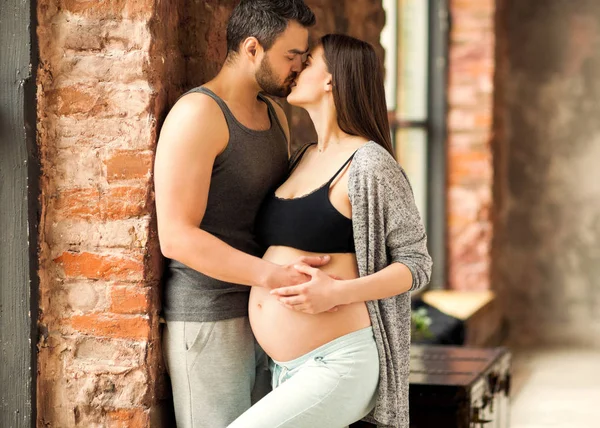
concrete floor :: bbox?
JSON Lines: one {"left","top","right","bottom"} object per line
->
{"left": 510, "top": 347, "right": 600, "bottom": 428}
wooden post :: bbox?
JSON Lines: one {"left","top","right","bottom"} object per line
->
{"left": 0, "top": 0, "right": 39, "bottom": 427}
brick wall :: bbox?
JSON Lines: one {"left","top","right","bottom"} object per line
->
{"left": 36, "top": 0, "right": 183, "bottom": 426}
{"left": 35, "top": 0, "right": 384, "bottom": 426}
{"left": 181, "top": 0, "right": 240, "bottom": 88}
{"left": 447, "top": 0, "right": 495, "bottom": 290}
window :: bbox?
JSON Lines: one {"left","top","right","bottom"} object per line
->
{"left": 381, "top": 0, "right": 448, "bottom": 288}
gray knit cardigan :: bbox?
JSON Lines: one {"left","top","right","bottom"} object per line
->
{"left": 348, "top": 142, "right": 433, "bottom": 428}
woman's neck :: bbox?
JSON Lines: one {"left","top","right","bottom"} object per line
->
{"left": 305, "top": 102, "right": 351, "bottom": 153}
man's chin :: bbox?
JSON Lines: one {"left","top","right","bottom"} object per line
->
{"left": 260, "top": 84, "right": 292, "bottom": 98}
{"left": 273, "top": 89, "right": 292, "bottom": 98}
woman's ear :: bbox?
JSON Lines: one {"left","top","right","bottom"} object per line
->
{"left": 325, "top": 76, "right": 333, "bottom": 92}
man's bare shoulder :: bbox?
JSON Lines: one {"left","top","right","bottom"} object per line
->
{"left": 159, "top": 91, "right": 228, "bottom": 153}
{"left": 167, "top": 91, "right": 227, "bottom": 127}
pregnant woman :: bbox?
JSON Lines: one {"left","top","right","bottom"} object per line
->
{"left": 229, "top": 34, "right": 432, "bottom": 428}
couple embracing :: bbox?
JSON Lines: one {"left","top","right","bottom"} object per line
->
{"left": 155, "top": 1, "right": 432, "bottom": 427}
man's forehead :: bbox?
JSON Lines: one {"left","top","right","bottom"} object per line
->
{"left": 274, "top": 35, "right": 309, "bottom": 53}
{"left": 272, "top": 23, "right": 309, "bottom": 51}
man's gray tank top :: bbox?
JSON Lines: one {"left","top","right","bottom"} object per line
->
{"left": 162, "top": 86, "right": 289, "bottom": 322}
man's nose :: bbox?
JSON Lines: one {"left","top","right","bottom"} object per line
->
{"left": 291, "top": 57, "right": 303, "bottom": 73}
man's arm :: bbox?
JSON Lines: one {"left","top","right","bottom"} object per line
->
{"left": 154, "top": 93, "right": 325, "bottom": 289}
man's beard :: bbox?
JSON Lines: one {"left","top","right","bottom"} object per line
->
{"left": 256, "top": 55, "right": 296, "bottom": 98}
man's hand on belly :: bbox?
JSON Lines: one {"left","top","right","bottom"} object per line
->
{"left": 269, "top": 264, "right": 345, "bottom": 314}
{"left": 262, "top": 255, "right": 331, "bottom": 290}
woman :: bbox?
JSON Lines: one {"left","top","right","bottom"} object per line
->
{"left": 228, "top": 34, "right": 432, "bottom": 428}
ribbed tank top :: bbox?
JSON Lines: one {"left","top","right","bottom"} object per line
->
{"left": 162, "top": 86, "right": 289, "bottom": 322}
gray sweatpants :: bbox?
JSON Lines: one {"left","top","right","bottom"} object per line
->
{"left": 162, "top": 317, "right": 271, "bottom": 428}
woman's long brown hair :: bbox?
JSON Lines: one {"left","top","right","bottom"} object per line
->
{"left": 320, "top": 34, "right": 395, "bottom": 158}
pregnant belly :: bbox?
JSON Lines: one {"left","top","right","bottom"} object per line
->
{"left": 249, "top": 246, "right": 371, "bottom": 361}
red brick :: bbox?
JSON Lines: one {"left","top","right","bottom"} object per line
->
{"left": 47, "top": 86, "right": 107, "bottom": 117}
{"left": 54, "top": 251, "right": 144, "bottom": 281}
{"left": 448, "top": 131, "right": 490, "bottom": 150}
{"left": 53, "top": 186, "right": 148, "bottom": 220}
{"left": 475, "top": 112, "right": 492, "bottom": 128}
{"left": 110, "top": 286, "right": 151, "bottom": 314}
{"left": 451, "top": 0, "right": 495, "bottom": 13}
{"left": 102, "top": 186, "right": 148, "bottom": 220}
{"left": 70, "top": 314, "right": 150, "bottom": 339}
{"left": 448, "top": 150, "right": 491, "bottom": 182}
{"left": 53, "top": 188, "right": 101, "bottom": 219}
{"left": 448, "top": 214, "right": 475, "bottom": 230}
{"left": 104, "top": 151, "right": 153, "bottom": 182}
{"left": 106, "top": 409, "right": 149, "bottom": 428}
{"left": 46, "top": 85, "right": 151, "bottom": 118}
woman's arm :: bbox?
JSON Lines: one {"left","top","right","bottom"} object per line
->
{"left": 271, "top": 262, "right": 411, "bottom": 314}
{"left": 337, "top": 262, "right": 413, "bottom": 302}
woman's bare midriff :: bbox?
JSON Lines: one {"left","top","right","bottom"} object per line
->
{"left": 249, "top": 246, "right": 371, "bottom": 361}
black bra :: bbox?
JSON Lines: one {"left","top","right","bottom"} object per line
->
{"left": 256, "top": 143, "right": 356, "bottom": 254}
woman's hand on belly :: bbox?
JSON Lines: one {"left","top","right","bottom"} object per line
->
{"left": 270, "top": 263, "right": 347, "bottom": 314}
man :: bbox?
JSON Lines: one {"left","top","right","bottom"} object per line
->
{"left": 154, "top": 1, "right": 325, "bottom": 427}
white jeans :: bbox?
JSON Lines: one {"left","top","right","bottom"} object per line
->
{"left": 163, "top": 317, "right": 271, "bottom": 428}
{"left": 228, "top": 327, "right": 380, "bottom": 428}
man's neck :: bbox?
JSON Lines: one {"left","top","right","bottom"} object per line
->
{"left": 210, "top": 62, "right": 262, "bottom": 108}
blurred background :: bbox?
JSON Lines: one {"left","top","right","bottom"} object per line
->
{"left": 1, "top": 0, "right": 599, "bottom": 427}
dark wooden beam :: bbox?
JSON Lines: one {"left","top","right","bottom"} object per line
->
{"left": 0, "top": 0, "right": 38, "bottom": 426}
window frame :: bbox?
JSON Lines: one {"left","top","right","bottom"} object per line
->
{"left": 385, "top": 0, "right": 449, "bottom": 290}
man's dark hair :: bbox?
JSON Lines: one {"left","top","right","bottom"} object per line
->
{"left": 226, "top": 0, "right": 316, "bottom": 56}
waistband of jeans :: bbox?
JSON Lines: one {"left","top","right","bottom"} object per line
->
{"left": 271, "top": 326, "right": 374, "bottom": 369}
